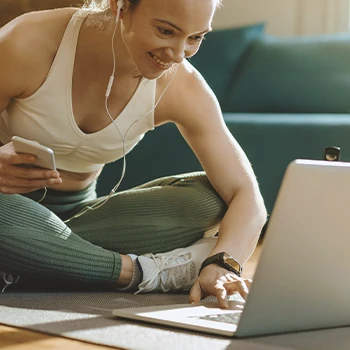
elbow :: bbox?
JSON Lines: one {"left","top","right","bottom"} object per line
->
{"left": 257, "top": 199, "right": 268, "bottom": 231}
{"left": 254, "top": 189, "right": 268, "bottom": 226}
{"left": 243, "top": 185, "right": 268, "bottom": 233}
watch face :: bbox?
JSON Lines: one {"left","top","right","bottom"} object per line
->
{"left": 222, "top": 253, "right": 241, "bottom": 272}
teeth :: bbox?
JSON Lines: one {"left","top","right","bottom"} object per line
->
{"left": 151, "top": 53, "right": 171, "bottom": 68}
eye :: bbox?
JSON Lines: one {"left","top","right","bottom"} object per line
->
{"left": 189, "top": 35, "right": 206, "bottom": 43}
{"left": 158, "top": 27, "right": 173, "bottom": 36}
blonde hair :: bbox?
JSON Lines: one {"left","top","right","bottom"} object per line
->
{"left": 82, "top": 0, "right": 109, "bottom": 11}
{"left": 83, "top": 0, "right": 222, "bottom": 11}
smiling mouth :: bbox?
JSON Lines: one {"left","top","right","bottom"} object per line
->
{"left": 149, "top": 53, "right": 172, "bottom": 69}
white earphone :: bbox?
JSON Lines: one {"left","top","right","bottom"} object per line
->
{"left": 105, "top": 0, "right": 124, "bottom": 97}
{"left": 116, "top": 0, "right": 124, "bottom": 23}
{"left": 63, "top": 0, "right": 177, "bottom": 223}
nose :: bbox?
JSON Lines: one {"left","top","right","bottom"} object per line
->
{"left": 164, "top": 47, "right": 184, "bottom": 64}
{"left": 164, "top": 41, "right": 190, "bottom": 64}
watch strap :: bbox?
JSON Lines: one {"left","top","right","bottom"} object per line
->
{"left": 199, "top": 252, "right": 242, "bottom": 276}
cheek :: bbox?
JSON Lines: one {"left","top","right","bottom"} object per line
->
{"left": 127, "top": 30, "right": 160, "bottom": 53}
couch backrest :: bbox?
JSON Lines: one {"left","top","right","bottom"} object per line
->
{"left": 223, "top": 33, "right": 350, "bottom": 114}
{"left": 189, "top": 23, "right": 265, "bottom": 104}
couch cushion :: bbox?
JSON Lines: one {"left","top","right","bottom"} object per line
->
{"left": 223, "top": 113, "right": 350, "bottom": 215}
{"left": 225, "top": 34, "right": 350, "bottom": 113}
{"left": 190, "top": 23, "right": 265, "bottom": 104}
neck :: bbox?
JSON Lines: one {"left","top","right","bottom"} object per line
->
{"left": 83, "top": 12, "right": 140, "bottom": 79}
{"left": 112, "top": 23, "right": 141, "bottom": 78}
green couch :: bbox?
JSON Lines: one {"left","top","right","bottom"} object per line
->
{"left": 97, "top": 23, "right": 350, "bottom": 220}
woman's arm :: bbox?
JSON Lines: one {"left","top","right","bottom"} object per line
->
{"left": 0, "top": 14, "right": 63, "bottom": 193}
{"left": 166, "top": 62, "right": 267, "bottom": 261}
{"left": 0, "top": 18, "right": 29, "bottom": 112}
{"left": 0, "top": 8, "right": 75, "bottom": 107}
{"left": 156, "top": 62, "right": 267, "bottom": 306}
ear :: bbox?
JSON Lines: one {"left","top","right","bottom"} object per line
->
{"left": 109, "top": 0, "right": 125, "bottom": 18}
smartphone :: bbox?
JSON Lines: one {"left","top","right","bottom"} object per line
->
{"left": 12, "top": 136, "right": 56, "bottom": 170}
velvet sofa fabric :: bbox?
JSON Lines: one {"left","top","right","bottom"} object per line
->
{"left": 190, "top": 22, "right": 265, "bottom": 103}
{"left": 226, "top": 33, "right": 350, "bottom": 113}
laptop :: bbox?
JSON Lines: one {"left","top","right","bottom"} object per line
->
{"left": 113, "top": 159, "right": 350, "bottom": 337}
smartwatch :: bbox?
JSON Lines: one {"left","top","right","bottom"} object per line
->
{"left": 199, "top": 252, "right": 242, "bottom": 277}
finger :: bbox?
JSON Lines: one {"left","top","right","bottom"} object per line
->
{"left": 225, "top": 275, "right": 236, "bottom": 282}
{"left": 244, "top": 278, "right": 252, "bottom": 290}
{"left": 225, "top": 284, "right": 238, "bottom": 295}
{"left": 17, "top": 174, "right": 62, "bottom": 187}
{"left": 232, "top": 279, "right": 249, "bottom": 300}
{"left": 189, "top": 281, "right": 203, "bottom": 305}
{"left": 0, "top": 176, "right": 61, "bottom": 194}
{"left": 8, "top": 151, "right": 36, "bottom": 166}
{"left": 215, "top": 284, "right": 229, "bottom": 309}
{"left": 14, "top": 174, "right": 61, "bottom": 188}
{"left": 13, "top": 166, "right": 60, "bottom": 180}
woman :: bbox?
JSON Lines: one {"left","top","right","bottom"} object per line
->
{"left": 0, "top": 0, "right": 267, "bottom": 308}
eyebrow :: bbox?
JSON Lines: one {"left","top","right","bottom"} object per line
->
{"left": 153, "top": 19, "right": 211, "bottom": 35}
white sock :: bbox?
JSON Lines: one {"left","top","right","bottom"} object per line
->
{"left": 115, "top": 254, "right": 141, "bottom": 292}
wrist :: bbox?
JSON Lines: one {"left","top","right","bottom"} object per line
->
{"left": 199, "top": 252, "right": 242, "bottom": 276}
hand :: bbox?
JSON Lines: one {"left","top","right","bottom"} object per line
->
{"left": 0, "top": 142, "right": 62, "bottom": 194}
{"left": 189, "top": 264, "right": 252, "bottom": 308}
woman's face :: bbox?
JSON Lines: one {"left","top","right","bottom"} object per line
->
{"left": 120, "top": 0, "right": 217, "bottom": 79}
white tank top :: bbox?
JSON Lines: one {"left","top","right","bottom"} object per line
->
{"left": 0, "top": 10, "right": 156, "bottom": 173}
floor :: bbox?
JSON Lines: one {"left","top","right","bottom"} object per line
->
{"left": 0, "top": 242, "right": 263, "bottom": 350}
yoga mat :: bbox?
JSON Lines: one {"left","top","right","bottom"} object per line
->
{"left": 1, "top": 291, "right": 350, "bottom": 350}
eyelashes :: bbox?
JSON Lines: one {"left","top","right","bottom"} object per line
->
{"left": 157, "top": 27, "right": 206, "bottom": 43}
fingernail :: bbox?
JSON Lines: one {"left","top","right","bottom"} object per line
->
{"left": 49, "top": 178, "right": 61, "bottom": 184}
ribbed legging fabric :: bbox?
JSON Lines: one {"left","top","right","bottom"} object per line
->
{"left": 0, "top": 172, "right": 226, "bottom": 290}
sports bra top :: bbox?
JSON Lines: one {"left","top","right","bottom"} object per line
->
{"left": 0, "top": 10, "right": 156, "bottom": 173}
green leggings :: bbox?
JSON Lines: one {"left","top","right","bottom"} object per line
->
{"left": 0, "top": 172, "right": 226, "bottom": 290}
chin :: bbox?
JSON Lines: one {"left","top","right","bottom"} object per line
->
{"left": 138, "top": 67, "right": 167, "bottom": 80}
{"left": 134, "top": 53, "right": 172, "bottom": 80}
{"left": 142, "top": 71, "right": 166, "bottom": 80}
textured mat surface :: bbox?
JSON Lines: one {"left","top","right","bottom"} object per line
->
{"left": 1, "top": 291, "right": 350, "bottom": 350}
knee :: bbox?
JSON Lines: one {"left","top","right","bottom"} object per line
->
{"left": 179, "top": 172, "right": 227, "bottom": 219}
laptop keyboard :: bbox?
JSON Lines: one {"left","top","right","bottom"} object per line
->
{"left": 201, "top": 293, "right": 245, "bottom": 304}
{"left": 197, "top": 312, "right": 242, "bottom": 325}
{"left": 194, "top": 293, "right": 244, "bottom": 325}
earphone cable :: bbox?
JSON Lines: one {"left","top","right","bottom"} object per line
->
{"left": 63, "top": 14, "right": 177, "bottom": 223}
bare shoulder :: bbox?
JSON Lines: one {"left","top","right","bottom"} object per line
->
{"left": 0, "top": 8, "right": 78, "bottom": 98}
{"left": 168, "top": 59, "right": 212, "bottom": 97}
{"left": 155, "top": 59, "right": 220, "bottom": 127}
{"left": 1, "top": 7, "right": 77, "bottom": 45}
{"left": 1, "top": 8, "right": 77, "bottom": 57}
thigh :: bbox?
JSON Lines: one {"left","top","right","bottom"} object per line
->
{"left": 67, "top": 172, "right": 227, "bottom": 255}
{"left": 0, "top": 193, "right": 120, "bottom": 286}
{"left": 0, "top": 193, "right": 70, "bottom": 237}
